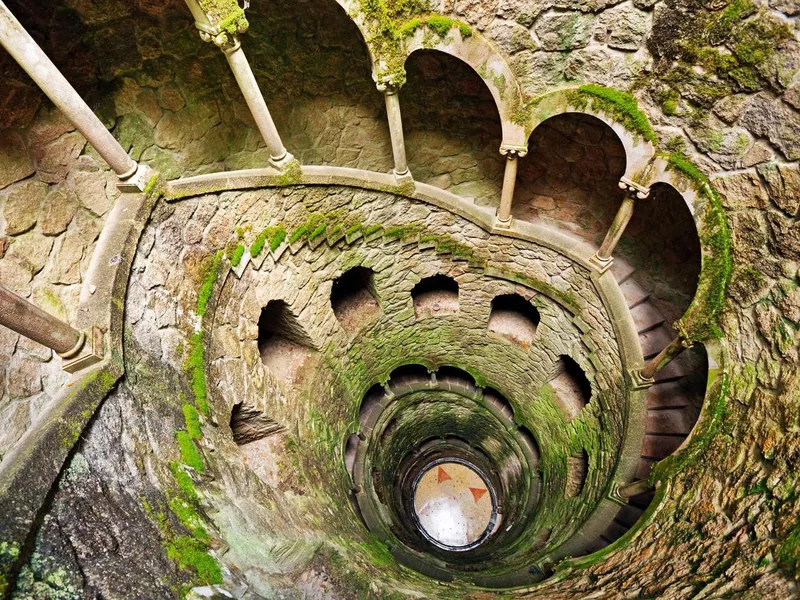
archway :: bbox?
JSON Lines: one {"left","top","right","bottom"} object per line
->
{"left": 403, "top": 49, "right": 504, "bottom": 207}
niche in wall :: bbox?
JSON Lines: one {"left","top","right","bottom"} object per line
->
{"left": 487, "top": 294, "right": 540, "bottom": 348}
{"left": 565, "top": 450, "right": 589, "bottom": 498}
{"left": 411, "top": 274, "right": 459, "bottom": 319}
{"left": 258, "top": 299, "right": 316, "bottom": 383}
{"left": 331, "top": 266, "right": 381, "bottom": 332}
{"left": 548, "top": 355, "right": 592, "bottom": 421}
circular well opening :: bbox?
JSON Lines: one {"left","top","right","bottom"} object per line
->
{"left": 412, "top": 459, "right": 497, "bottom": 551}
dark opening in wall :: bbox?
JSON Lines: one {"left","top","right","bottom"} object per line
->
{"left": 412, "top": 275, "right": 459, "bottom": 319}
{"left": 618, "top": 182, "right": 702, "bottom": 323}
{"left": 331, "top": 266, "right": 381, "bottom": 332}
{"left": 359, "top": 383, "right": 387, "bottom": 431}
{"left": 257, "top": 299, "right": 316, "bottom": 382}
{"left": 487, "top": 294, "right": 540, "bottom": 348}
{"left": 230, "top": 402, "right": 286, "bottom": 445}
{"left": 548, "top": 355, "right": 592, "bottom": 421}
{"left": 484, "top": 387, "right": 514, "bottom": 421}
{"left": 565, "top": 450, "right": 589, "bottom": 498}
{"left": 436, "top": 366, "right": 475, "bottom": 388}
{"left": 515, "top": 113, "right": 626, "bottom": 241}
{"left": 345, "top": 433, "right": 360, "bottom": 478}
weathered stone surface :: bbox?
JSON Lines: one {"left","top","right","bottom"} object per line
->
{"left": 757, "top": 162, "right": 800, "bottom": 217}
{"left": 39, "top": 187, "right": 79, "bottom": 236}
{"left": 452, "top": 0, "right": 499, "bottom": 29}
{"left": 768, "top": 211, "right": 800, "bottom": 260}
{"left": 50, "top": 211, "right": 100, "bottom": 284}
{"left": 6, "top": 233, "right": 54, "bottom": 276}
{"left": 8, "top": 354, "right": 43, "bottom": 399}
{"left": 535, "top": 12, "right": 595, "bottom": 51}
{"left": 597, "top": 4, "right": 648, "bottom": 51}
{"left": 2, "top": 180, "right": 48, "bottom": 235}
{"left": 68, "top": 170, "right": 113, "bottom": 217}
{"left": 0, "top": 133, "right": 34, "bottom": 191}
{"left": 713, "top": 171, "right": 769, "bottom": 211}
{"left": 740, "top": 94, "right": 800, "bottom": 161}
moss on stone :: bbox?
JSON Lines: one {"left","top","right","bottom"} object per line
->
{"left": 182, "top": 404, "right": 202, "bottom": 440}
{"left": 228, "top": 243, "right": 245, "bottom": 267}
{"left": 175, "top": 431, "right": 205, "bottom": 473}
{"left": 667, "top": 153, "right": 733, "bottom": 342}
{"left": 395, "top": 15, "right": 472, "bottom": 40}
{"left": 196, "top": 251, "right": 224, "bottom": 319}
{"left": 572, "top": 85, "right": 657, "bottom": 143}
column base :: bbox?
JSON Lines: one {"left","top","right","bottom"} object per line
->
{"left": 393, "top": 169, "right": 414, "bottom": 187}
{"left": 589, "top": 252, "right": 614, "bottom": 274}
{"left": 61, "top": 326, "right": 104, "bottom": 374}
{"left": 630, "top": 368, "right": 655, "bottom": 390}
{"left": 495, "top": 216, "right": 513, "bottom": 230}
{"left": 117, "top": 163, "right": 155, "bottom": 193}
{"left": 269, "top": 151, "right": 296, "bottom": 171}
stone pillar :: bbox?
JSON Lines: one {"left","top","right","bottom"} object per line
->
{"left": 589, "top": 178, "right": 650, "bottom": 273}
{"left": 496, "top": 146, "right": 528, "bottom": 227}
{"left": 634, "top": 335, "right": 692, "bottom": 388}
{"left": 184, "top": 0, "right": 294, "bottom": 170}
{"left": 0, "top": 285, "right": 83, "bottom": 358}
{"left": 375, "top": 75, "right": 412, "bottom": 183}
{"left": 0, "top": 2, "right": 150, "bottom": 192}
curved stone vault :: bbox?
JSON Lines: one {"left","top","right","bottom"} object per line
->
{"left": 0, "top": 1, "right": 798, "bottom": 599}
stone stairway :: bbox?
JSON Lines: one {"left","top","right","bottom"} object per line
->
{"left": 583, "top": 258, "right": 704, "bottom": 552}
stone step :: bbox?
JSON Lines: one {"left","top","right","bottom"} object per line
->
{"left": 610, "top": 258, "right": 636, "bottom": 284}
{"left": 615, "top": 504, "right": 645, "bottom": 528}
{"left": 639, "top": 325, "right": 674, "bottom": 359}
{"left": 603, "top": 519, "right": 629, "bottom": 542}
{"left": 647, "top": 408, "right": 695, "bottom": 436}
{"left": 631, "top": 302, "right": 666, "bottom": 334}
{"left": 619, "top": 278, "right": 650, "bottom": 309}
{"left": 647, "top": 380, "right": 691, "bottom": 409}
{"left": 641, "top": 434, "right": 685, "bottom": 460}
{"left": 653, "top": 358, "right": 689, "bottom": 382}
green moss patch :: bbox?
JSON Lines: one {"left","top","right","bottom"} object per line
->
{"left": 667, "top": 153, "right": 733, "bottom": 342}
{"left": 175, "top": 431, "right": 205, "bottom": 473}
{"left": 570, "top": 85, "right": 657, "bottom": 143}
{"left": 228, "top": 244, "right": 245, "bottom": 267}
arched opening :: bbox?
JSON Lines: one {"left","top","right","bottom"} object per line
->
{"left": 331, "top": 266, "right": 380, "bottom": 331}
{"left": 344, "top": 433, "right": 360, "bottom": 478}
{"left": 514, "top": 113, "right": 627, "bottom": 241}
{"left": 487, "top": 294, "right": 540, "bottom": 348}
{"left": 412, "top": 274, "right": 459, "bottom": 319}
{"left": 548, "top": 355, "right": 592, "bottom": 422}
{"left": 616, "top": 182, "right": 702, "bottom": 323}
{"left": 244, "top": 0, "right": 392, "bottom": 171}
{"left": 257, "top": 299, "right": 316, "bottom": 382}
{"left": 403, "top": 49, "right": 504, "bottom": 207}
{"left": 359, "top": 383, "right": 387, "bottom": 430}
{"left": 565, "top": 450, "right": 589, "bottom": 498}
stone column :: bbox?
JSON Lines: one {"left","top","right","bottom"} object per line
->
{"left": 637, "top": 335, "right": 691, "bottom": 385}
{"left": 0, "top": 285, "right": 84, "bottom": 358}
{"left": 496, "top": 146, "right": 528, "bottom": 227}
{"left": 589, "top": 178, "right": 650, "bottom": 273}
{"left": 375, "top": 75, "right": 412, "bottom": 183}
{"left": 184, "top": 0, "right": 294, "bottom": 170}
{"left": 0, "top": 2, "right": 150, "bottom": 191}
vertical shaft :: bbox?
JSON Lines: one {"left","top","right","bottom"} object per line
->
{"left": 0, "top": 2, "right": 137, "bottom": 179}
{"left": 383, "top": 88, "right": 409, "bottom": 177}
{"left": 0, "top": 285, "right": 84, "bottom": 357}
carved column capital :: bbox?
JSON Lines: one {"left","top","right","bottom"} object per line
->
{"left": 618, "top": 176, "right": 650, "bottom": 200}
{"left": 500, "top": 145, "right": 528, "bottom": 159}
{"left": 373, "top": 71, "right": 405, "bottom": 95}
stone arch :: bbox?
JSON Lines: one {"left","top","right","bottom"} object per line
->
{"left": 514, "top": 112, "right": 628, "bottom": 244}
{"left": 523, "top": 89, "right": 656, "bottom": 183}
{"left": 402, "top": 29, "right": 526, "bottom": 148}
{"left": 402, "top": 48, "right": 505, "bottom": 207}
